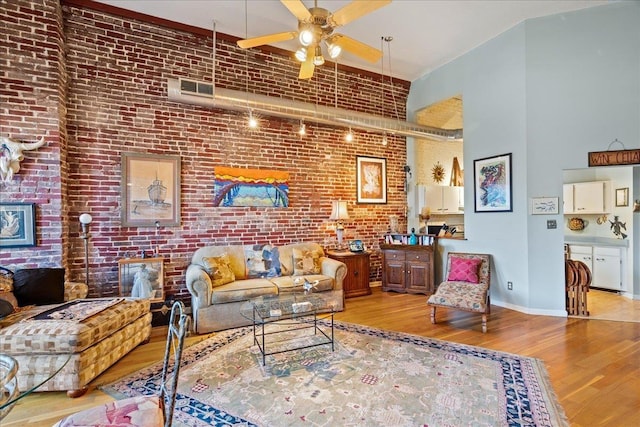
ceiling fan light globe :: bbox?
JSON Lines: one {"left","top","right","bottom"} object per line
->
{"left": 327, "top": 43, "right": 342, "bottom": 59}
{"left": 295, "top": 47, "right": 307, "bottom": 62}
{"left": 299, "top": 29, "right": 314, "bottom": 47}
{"left": 313, "top": 45, "right": 325, "bottom": 66}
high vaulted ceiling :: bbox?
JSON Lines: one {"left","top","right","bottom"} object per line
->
{"left": 95, "top": 0, "right": 610, "bottom": 82}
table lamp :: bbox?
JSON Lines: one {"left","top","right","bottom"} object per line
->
{"left": 329, "top": 200, "right": 349, "bottom": 249}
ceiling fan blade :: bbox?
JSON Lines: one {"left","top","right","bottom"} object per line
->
{"left": 331, "top": 34, "right": 382, "bottom": 63}
{"left": 330, "top": 0, "right": 391, "bottom": 27}
{"left": 281, "top": 0, "right": 312, "bottom": 22}
{"left": 299, "top": 57, "right": 315, "bottom": 79}
{"left": 237, "top": 31, "right": 297, "bottom": 49}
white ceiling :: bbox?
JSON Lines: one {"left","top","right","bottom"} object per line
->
{"left": 95, "top": 0, "right": 609, "bottom": 81}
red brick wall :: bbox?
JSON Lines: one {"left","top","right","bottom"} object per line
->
{"left": 1, "top": 0, "right": 69, "bottom": 270}
{"left": 2, "top": 0, "right": 409, "bottom": 302}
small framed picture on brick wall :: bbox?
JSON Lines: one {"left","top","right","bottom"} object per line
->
{"left": 0, "top": 202, "right": 36, "bottom": 248}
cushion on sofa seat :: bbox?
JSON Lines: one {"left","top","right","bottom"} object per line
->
{"left": 210, "top": 279, "right": 278, "bottom": 304}
{"left": 270, "top": 275, "right": 334, "bottom": 293}
{"left": 292, "top": 248, "right": 322, "bottom": 275}
{"left": 13, "top": 268, "right": 65, "bottom": 306}
{"left": 202, "top": 254, "right": 236, "bottom": 287}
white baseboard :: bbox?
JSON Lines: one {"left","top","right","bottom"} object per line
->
{"left": 492, "top": 300, "right": 567, "bottom": 317}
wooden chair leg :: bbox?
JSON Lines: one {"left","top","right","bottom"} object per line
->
{"left": 481, "top": 314, "right": 487, "bottom": 333}
{"left": 430, "top": 306, "right": 436, "bottom": 324}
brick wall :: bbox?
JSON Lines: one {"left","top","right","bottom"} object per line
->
{"left": 2, "top": 0, "right": 409, "bottom": 302}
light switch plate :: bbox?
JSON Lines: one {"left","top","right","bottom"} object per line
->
{"left": 546, "top": 220, "right": 557, "bottom": 229}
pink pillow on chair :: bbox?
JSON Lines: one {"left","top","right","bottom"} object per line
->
{"left": 447, "top": 257, "right": 482, "bottom": 283}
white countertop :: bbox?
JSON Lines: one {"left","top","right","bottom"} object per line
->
{"left": 564, "top": 235, "right": 629, "bottom": 247}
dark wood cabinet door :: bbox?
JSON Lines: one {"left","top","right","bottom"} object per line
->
{"left": 327, "top": 251, "right": 371, "bottom": 298}
{"left": 405, "top": 251, "right": 433, "bottom": 294}
{"left": 382, "top": 250, "right": 405, "bottom": 292}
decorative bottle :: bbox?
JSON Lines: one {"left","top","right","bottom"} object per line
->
{"left": 409, "top": 228, "right": 418, "bottom": 245}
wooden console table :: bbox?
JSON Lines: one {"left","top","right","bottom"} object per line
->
{"left": 326, "top": 250, "right": 371, "bottom": 298}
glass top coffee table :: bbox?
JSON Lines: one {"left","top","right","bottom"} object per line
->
{"left": 239, "top": 292, "right": 336, "bottom": 365}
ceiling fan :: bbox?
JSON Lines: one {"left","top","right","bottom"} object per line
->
{"left": 237, "top": 0, "right": 392, "bottom": 79}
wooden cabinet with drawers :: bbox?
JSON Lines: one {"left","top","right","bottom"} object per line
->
{"left": 380, "top": 245, "right": 435, "bottom": 295}
{"left": 326, "top": 250, "right": 371, "bottom": 298}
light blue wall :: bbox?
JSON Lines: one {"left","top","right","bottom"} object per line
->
{"left": 407, "top": 2, "right": 640, "bottom": 314}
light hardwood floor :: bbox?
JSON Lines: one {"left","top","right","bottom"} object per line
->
{"left": 4, "top": 288, "right": 640, "bottom": 426}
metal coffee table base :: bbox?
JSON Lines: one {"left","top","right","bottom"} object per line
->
{"left": 251, "top": 311, "right": 334, "bottom": 366}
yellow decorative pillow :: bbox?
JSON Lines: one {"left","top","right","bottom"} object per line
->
{"left": 292, "top": 248, "right": 322, "bottom": 275}
{"left": 202, "top": 254, "right": 235, "bottom": 287}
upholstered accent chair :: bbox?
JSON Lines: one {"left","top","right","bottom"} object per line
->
{"left": 427, "top": 252, "right": 492, "bottom": 333}
{"left": 54, "top": 301, "right": 190, "bottom": 427}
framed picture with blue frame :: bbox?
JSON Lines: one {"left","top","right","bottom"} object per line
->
{"left": 0, "top": 202, "right": 36, "bottom": 248}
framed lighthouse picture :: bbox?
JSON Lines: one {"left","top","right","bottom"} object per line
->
{"left": 121, "top": 152, "right": 181, "bottom": 227}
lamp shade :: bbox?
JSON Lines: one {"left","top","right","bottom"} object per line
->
{"left": 329, "top": 201, "right": 349, "bottom": 221}
{"left": 79, "top": 213, "right": 92, "bottom": 225}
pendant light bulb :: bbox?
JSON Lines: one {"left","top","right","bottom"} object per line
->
{"left": 248, "top": 111, "right": 258, "bottom": 129}
{"left": 382, "top": 132, "right": 388, "bottom": 146}
{"left": 298, "top": 120, "right": 306, "bottom": 136}
{"left": 345, "top": 127, "right": 353, "bottom": 142}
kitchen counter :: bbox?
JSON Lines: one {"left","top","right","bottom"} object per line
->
{"left": 564, "top": 235, "right": 629, "bottom": 247}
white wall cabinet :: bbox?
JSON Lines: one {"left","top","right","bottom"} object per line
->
{"left": 568, "top": 244, "right": 621, "bottom": 291}
{"left": 563, "top": 181, "right": 611, "bottom": 214}
{"left": 424, "top": 185, "right": 463, "bottom": 214}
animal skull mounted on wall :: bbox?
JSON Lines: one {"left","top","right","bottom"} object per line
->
{"left": 0, "top": 136, "right": 46, "bottom": 183}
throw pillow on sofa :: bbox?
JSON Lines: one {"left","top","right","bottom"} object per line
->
{"left": 245, "top": 244, "right": 281, "bottom": 278}
{"left": 292, "top": 248, "right": 322, "bottom": 275}
{"left": 202, "top": 254, "right": 235, "bottom": 287}
{"left": 13, "top": 267, "right": 66, "bottom": 306}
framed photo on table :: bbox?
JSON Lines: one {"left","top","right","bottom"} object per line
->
{"left": 356, "top": 155, "right": 387, "bottom": 204}
{"left": 0, "top": 202, "right": 36, "bottom": 248}
{"left": 121, "top": 152, "right": 181, "bottom": 227}
{"left": 474, "top": 153, "right": 512, "bottom": 213}
{"left": 118, "top": 257, "right": 164, "bottom": 301}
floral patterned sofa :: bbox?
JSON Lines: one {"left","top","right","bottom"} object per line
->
{"left": 186, "top": 242, "right": 347, "bottom": 333}
{"left": 0, "top": 268, "right": 152, "bottom": 397}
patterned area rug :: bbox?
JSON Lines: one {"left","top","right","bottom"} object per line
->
{"left": 103, "top": 321, "right": 568, "bottom": 426}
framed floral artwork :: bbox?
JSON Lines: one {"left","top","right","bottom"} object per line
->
{"left": 356, "top": 155, "right": 387, "bottom": 204}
